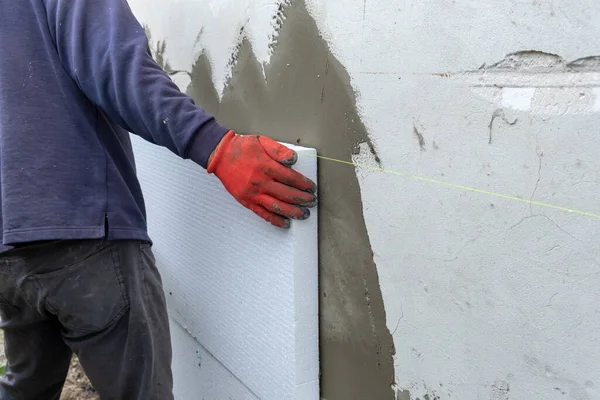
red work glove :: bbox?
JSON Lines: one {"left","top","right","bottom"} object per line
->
{"left": 208, "top": 131, "right": 317, "bottom": 229}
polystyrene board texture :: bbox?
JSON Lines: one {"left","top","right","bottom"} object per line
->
{"left": 131, "top": 135, "right": 319, "bottom": 400}
{"left": 169, "top": 317, "right": 259, "bottom": 400}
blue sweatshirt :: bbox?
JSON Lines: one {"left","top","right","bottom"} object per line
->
{"left": 0, "top": 0, "right": 228, "bottom": 250}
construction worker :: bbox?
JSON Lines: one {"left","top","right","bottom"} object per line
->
{"left": 0, "top": 0, "right": 317, "bottom": 399}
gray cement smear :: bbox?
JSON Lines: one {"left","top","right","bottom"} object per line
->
{"left": 187, "top": 1, "right": 395, "bottom": 399}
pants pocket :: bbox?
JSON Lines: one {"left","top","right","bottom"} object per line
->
{"left": 28, "top": 244, "right": 129, "bottom": 333}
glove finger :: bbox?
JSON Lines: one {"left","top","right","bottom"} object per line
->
{"left": 247, "top": 203, "right": 291, "bottom": 229}
{"left": 258, "top": 136, "right": 298, "bottom": 166}
{"left": 265, "top": 161, "right": 317, "bottom": 193}
{"left": 257, "top": 194, "right": 310, "bottom": 220}
{"left": 263, "top": 181, "right": 317, "bottom": 207}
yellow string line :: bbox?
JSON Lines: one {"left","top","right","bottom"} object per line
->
{"left": 309, "top": 154, "right": 600, "bottom": 220}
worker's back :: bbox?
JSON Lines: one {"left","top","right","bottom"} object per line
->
{"left": 0, "top": 0, "right": 227, "bottom": 251}
{"left": 0, "top": 0, "right": 151, "bottom": 250}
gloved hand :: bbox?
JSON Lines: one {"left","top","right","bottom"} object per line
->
{"left": 208, "top": 131, "right": 317, "bottom": 229}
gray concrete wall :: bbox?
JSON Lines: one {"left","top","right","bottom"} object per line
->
{"left": 130, "top": 0, "right": 600, "bottom": 398}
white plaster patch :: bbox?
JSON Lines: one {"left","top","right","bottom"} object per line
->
{"left": 501, "top": 87, "right": 535, "bottom": 111}
{"left": 474, "top": 86, "right": 599, "bottom": 115}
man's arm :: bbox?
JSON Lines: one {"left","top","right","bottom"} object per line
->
{"left": 43, "top": 0, "right": 225, "bottom": 168}
{"left": 43, "top": 0, "right": 317, "bottom": 228}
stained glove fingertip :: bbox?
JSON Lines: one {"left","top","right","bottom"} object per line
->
{"left": 304, "top": 198, "right": 318, "bottom": 208}
{"left": 299, "top": 207, "right": 311, "bottom": 220}
{"left": 280, "top": 152, "right": 298, "bottom": 167}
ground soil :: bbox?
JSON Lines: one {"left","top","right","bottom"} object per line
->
{"left": 0, "top": 330, "right": 99, "bottom": 399}
{"left": 61, "top": 358, "right": 99, "bottom": 400}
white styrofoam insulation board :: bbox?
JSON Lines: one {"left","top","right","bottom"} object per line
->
{"left": 169, "top": 317, "right": 259, "bottom": 400}
{"left": 131, "top": 135, "right": 319, "bottom": 400}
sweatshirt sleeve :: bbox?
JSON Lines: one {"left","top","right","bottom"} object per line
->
{"left": 42, "top": 0, "right": 227, "bottom": 168}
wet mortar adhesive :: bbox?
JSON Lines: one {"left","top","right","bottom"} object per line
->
{"left": 187, "top": 1, "right": 396, "bottom": 399}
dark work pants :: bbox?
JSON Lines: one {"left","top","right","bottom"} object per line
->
{"left": 0, "top": 239, "right": 173, "bottom": 400}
